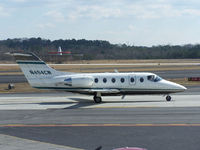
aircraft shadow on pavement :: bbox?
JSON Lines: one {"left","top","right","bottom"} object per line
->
{"left": 39, "top": 98, "right": 98, "bottom": 109}
{"left": 67, "top": 98, "right": 164, "bottom": 105}
{"left": 39, "top": 97, "right": 164, "bottom": 109}
{"left": 69, "top": 97, "right": 164, "bottom": 104}
{"left": 64, "top": 98, "right": 100, "bottom": 109}
{"left": 102, "top": 100, "right": 164, "bottom": 104}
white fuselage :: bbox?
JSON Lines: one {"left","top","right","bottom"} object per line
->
{"left": 32, "top": 72, "right": 186, "bottom": 96}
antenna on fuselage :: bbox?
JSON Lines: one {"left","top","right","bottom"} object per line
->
{"left": 114, "top": 69, "right": 119, "bottom": 73}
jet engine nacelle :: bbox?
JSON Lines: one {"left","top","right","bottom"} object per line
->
{"left": 64, "top": 76, "right": 94, "bottom": 87}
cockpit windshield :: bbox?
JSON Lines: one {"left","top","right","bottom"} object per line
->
{"left": 147, "top": 75, "right": 162, "bottom": 82}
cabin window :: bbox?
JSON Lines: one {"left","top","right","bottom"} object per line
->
{"left": 121, "top": 78, "right": 125, "bottom": 83}
{"left": 140, "top": 77, "right": 144, "bottom": 82}
{"left": 130, "top": 77, "right": 135, "bottom": 83}
{"left": 103, "top": 78, "right": 107, "bottom": 83}
{"left": 112, "top": 78, "right": 116, "bottom": 83}
{"left": 94, "top": 78, "right": 98, "bottom": 83}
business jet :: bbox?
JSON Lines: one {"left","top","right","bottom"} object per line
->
{"left": 12, "top": 52, "right": 186, "bottom": 103}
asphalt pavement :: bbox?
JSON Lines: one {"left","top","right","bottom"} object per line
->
{"left": 0, "top": 93, "right": 200, "bottom": 150}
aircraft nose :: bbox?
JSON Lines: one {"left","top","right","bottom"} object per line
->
{"left": 162, "top": 80, "right": 187, "bottom": 92}
{"left": 171, "top": 82, "right": 187, "bottom": 92}
{"left": 177, "top": 84, "right": 187, "bottom": 91}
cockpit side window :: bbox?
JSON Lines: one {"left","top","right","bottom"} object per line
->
{"left": 147, "top": 75, "right": 162, "bottom": 82}
{"left": 147, "top": 75, "right": 155, "bottom": 81}
{"left": 154, "top": 76, "right": 162, "bottom": 82}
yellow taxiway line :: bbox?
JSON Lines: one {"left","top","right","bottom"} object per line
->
{"left": 1, "top": 124, "right": 200, "bottom": 127}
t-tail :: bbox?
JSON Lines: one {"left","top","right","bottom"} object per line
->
{"left": 12, "top": 53, "right": 70, "bottom": 87}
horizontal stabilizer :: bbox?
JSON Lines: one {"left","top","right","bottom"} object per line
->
{"left": 9, "top": 52, "right": 42, "bottom": 62}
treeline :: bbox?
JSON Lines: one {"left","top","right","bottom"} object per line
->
{"left": 1, "top": 37, "right": 200, "bottom": 61}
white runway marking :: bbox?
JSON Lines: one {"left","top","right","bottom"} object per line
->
{"left": 0, "top": 134, "right": 82, "bottom": 150}
{"left": 0, "top": 95, "right": 199, "bottom": 110}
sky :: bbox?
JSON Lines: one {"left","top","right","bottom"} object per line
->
{"left": 1, "top": 0, "right": 200, "bottom": 46}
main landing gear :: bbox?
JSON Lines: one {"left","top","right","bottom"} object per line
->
{"left": 93, "top": 96, "right": 102, "bottom": 103}
{"left": 166, "top": 95, "right": 172, "bottom": 101}
{"left": 93, "top": 92, "right": 102, "bottom": 103}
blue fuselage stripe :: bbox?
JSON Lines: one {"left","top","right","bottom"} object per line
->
{"left": 17, "top": 61, "right": 45, "bottom": 64}
{"left": 33, "top": 86, "right": 181, "bottom": 92}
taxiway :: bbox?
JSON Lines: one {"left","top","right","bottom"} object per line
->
{"left": 0, "top": 94, "right": 199, "bottom": 110}
{"left": 0, "top": 92, "right": 200, "bottom": 150}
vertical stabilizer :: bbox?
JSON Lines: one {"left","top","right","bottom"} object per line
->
{"left": 58, "top": 46, "right": 62, "bottom": 55}
{"left": 12, "top": 53, "right": 68, "bottom": 87}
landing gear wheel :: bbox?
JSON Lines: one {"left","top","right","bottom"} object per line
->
{"left": 93, "top": 96, "right": 102, "bottom": 103}
{"left": 166, "top": 95, "right": 171, "bottom": 101}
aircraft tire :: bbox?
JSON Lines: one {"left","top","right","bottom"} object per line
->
{"left": 93, "top": 96, "right": 102, "bottom": 103}
{"left": 166, "top": 95, "right": 171, "bottom": 101}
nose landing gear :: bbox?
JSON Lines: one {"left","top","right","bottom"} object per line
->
{"left": 166, "top": 95, "right": 172, "bottom": 101}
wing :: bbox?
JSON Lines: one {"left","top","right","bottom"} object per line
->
{"left": 87, "top": 88, "right": 120, "bottom": 93}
